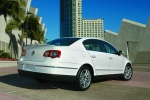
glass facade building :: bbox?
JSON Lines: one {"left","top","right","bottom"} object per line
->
{"left": 60, "top": 0, "right": 104, "bottom": 39}
{"left": 60, "top": 0, "right": 76, "bottom": 37}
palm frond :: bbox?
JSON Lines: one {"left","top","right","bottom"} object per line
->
{"left": 5, "top": 19, "right": 19, "bottom": 33}
{"left": 18, "top": 0, "right": 26, "bottom": 7}
{"left": 0, "top": 0, "right": 25, "bottom": 22}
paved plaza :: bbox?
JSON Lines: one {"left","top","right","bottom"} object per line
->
{"left": 0, "top": 66, "right": 150, "bottom": 100}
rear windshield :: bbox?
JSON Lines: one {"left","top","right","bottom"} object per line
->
{"left": 47, "top": 38, "right": 81, "bottom": 46}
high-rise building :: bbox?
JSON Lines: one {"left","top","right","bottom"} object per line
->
{"left": 60, "top": 0, "right": 104, "bottom": 39}
{"left": 81, "top": 19, "right": 104, "bottom": 38}
{"left": 60, "top": 0, "right": 78, "bottom": 37}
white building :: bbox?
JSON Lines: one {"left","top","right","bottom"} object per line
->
{"left": 105, "top": 18, "right": 150, "bottom": 66}
{"left": 0, "top": 0, "right": 47, "bottom": 58}
{"left": 79, "top": 19, "right": 104, "bottom": 38}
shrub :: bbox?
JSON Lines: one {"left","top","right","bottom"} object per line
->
{"left": 0, "top": 50, "right": 17, "bottom": 61}
{"left": 0, "top": 50, "right": 4, "bottom": 54}
{"left": 0, "top": 52, "right": 11, "bottom": 58}
{"left": 0, "top": 50, "right": 12, "bottom": 60}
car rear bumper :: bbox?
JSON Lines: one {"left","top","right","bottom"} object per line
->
{"left": 17, "top": 61, "right": 79, "bottom": 76}
{"left": 18, "top": 69, "right": 76, "bottom": 83}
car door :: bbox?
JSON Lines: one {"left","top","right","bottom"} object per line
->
{"left": 102, "top": 41, "right": 124, "bottom": 74}
{"left": 83, "top": 39, "right": 109, "bottom": 75}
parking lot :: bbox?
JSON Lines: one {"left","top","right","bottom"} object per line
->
{"left": 0, "top": 66, "right": 150, "bottom": 100}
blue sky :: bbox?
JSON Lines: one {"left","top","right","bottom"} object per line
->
{"left": 31, "top": 0, "right": 150, "bottom": 41}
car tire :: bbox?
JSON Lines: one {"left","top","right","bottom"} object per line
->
{"left": 35, "top": 78, "right": 49, "bottom": 83}
{"left": 75, "top": 66, "right": 92, "bottom": 91}
{"left": 122, "top": 65, "right": 133, "bottom": 81}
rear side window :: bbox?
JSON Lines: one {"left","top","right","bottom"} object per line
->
{"left": 47, "top": 38, "right": 81, "bottom": 46}
{"left": 83, "top": 39, "right": 103, "bottom": 52}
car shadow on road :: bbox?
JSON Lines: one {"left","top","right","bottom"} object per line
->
{"left": 0, "top": 74, "right": 77, "bottom": 91}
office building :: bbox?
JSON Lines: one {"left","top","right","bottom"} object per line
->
{"left": 60, "top": 0, "right": 104, "bottom": 39}
{"left": 80, "top": 19, "right": 104, "bottom": 38}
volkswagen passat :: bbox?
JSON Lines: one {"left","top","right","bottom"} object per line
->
{"left": 18, "top": 38, "right": 133, "bottom": 91}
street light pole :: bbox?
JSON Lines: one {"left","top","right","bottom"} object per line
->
{"left": 26, "top": 13, "right": 28, "bottom": 45}
{"left": 26, "top": 11, "right": 32, "bottom": 45}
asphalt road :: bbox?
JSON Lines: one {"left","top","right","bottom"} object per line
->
{"left": 0, "top": 66, "right": 150, "bottom": 100}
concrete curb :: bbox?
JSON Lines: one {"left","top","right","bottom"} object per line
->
{"left": 0, "top": 61, "right": 17, "bottom": 68}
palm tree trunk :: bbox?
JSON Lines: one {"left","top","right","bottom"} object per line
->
{"left": 30, "top": 39, "right": 33, "bottom": 44}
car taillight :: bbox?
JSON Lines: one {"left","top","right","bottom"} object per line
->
{"left": 22, "top": 50, "right": 26, "bottom": 56}
{"left": 43, "top": 50, "right": 61, "bottom": 58}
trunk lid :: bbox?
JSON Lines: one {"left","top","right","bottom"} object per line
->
{"left": 22, "top": 44, "right": 53, "bottom": 62}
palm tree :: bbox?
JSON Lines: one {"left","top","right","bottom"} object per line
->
{"left": 7, "top": 31, "right": 18, "bottom": 58}
{"left": 5, "top": 19, "right": 26, "bottom": 49}
{"left": 43, "top": 38, "right": 49, "bottom": 44}
{"left": 0, "top": 0, "right": 26, "bottom": 58}
{"left": 36, "top": 30, "right": 45, "bottom": 44}
{"left": 3, "top": 0, "right": 44, "bottom": 46}
{"left": 26, "top": 15, "right": 45, "bottom": 44}
{"left": 5, "top": 15, "right": 45, "bottom": 45}
{"left": 0, "top": 0, "right": 26, "bottom": 22}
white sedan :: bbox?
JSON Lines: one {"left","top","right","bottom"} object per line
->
{"left": 18, "top": 37, "right": 133, "bottom": 91}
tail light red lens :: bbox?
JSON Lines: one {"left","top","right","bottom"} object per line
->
{"left": 22, "top": 50, "right": 26, "bottom": 56}
{"left": 43, "top": 50, "right": 61, "bottom": 58}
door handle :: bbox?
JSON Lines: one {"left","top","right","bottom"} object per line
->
{"left": 91, "top": 55, "right": 96, "bottom": 58}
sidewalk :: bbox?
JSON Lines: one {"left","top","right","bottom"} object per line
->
{"left": 0, "top": 66, "right": 18, "bottom": 75}
{"left": 133, "top": 66, "right": 150, "bottom": 72}
{"left": 0, "top": 93, "right": 25, "bottom": 100}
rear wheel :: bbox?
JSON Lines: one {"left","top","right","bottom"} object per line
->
{"left": 122, "top": 65, "right": 133, "bottom": 81}
{"left": 75, "top": 66, "right": 92, "bottom": 91}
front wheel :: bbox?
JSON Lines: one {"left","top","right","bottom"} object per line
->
{"left": 75, "top": 66, "right": 92, "bottom": 91}
{"left": 122, "top": 65, "right": 133, "bottom": 81}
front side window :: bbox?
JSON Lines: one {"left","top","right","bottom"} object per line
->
{"left": 102, "top": 41, "right": 118, "bottom": 54}
{"left": 83, "top": 39, "right": 103, "bottom": 52}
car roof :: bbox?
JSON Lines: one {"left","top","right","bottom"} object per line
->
{"left": 59, "top": 37, "right": 108, "bottom": 44}
{"left": 56, "top": 37, "right": 116, "bottom": 49}
{"left": 64, "top": 37, "right": 106, "bottom": 43}
{"left": 60, "top": 37, "right": 104, "bottom": 41}
{"left": 80, "top": 37, "right": 103, "bottom": 40}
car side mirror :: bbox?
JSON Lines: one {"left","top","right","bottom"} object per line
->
{"left": 118, "top": 50, "right": 124, "bottom": 55}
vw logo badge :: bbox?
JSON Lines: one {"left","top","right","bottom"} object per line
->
{"left": 32, "top": 51, "right": 35, "bottom": 56}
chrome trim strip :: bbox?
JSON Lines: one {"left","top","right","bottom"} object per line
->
{"left": 36, "top": 65, "right": 78, "bottom": 69}
{"left": 36, "top": 65, "right": 55, "bottom": 68}
{"left": 95, "top": 69, "right": 123, "bottom": 71}
{"left": 55, "top": 67, "right": 78, "bottom": 69}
